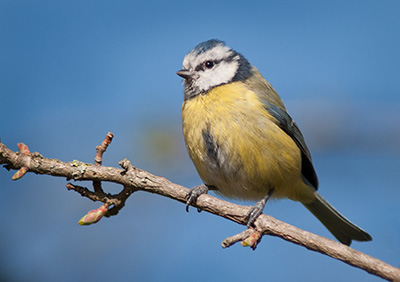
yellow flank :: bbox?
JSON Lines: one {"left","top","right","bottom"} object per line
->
{"left": 182, "top": 82, "right": 316, "bottom": 203}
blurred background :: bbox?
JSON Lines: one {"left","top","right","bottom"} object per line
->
{"left": 1, "top": 1, "right": 399, "bottom": 281}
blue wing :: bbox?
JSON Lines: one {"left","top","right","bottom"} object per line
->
{"left": 263, "top": 101, "right": 319, "bottom": 190}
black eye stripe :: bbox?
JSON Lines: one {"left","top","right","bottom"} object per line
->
{"left": 194, "top": 64, "right": 204, "bottom": 72}
{"left": 194, "top": 59, "right": 223, "bottom": 72}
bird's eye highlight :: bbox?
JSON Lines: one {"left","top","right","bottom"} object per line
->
{"left": 205, "top": 61, "right": 214, "bottom": 69}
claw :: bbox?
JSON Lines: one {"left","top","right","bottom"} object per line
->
{"left": 185, "top": 184, "right": 209, "bottom": 212}
{"left": 245, "top": 189, "right": 274, "bottom": 227}
{"left": 246, "top": 202, "right": 265, "bottom": 228}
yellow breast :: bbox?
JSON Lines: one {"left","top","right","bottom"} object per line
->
{"left": 182, "top": 82, "right": 310, "bottom": 202}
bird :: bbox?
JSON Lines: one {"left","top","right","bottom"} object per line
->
{"left": 177, "top": 39, "right": 372, "bottom": 245}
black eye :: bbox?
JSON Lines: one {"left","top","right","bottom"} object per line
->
{"left": 205, "top": 61, "right": 214, "bottom": 69}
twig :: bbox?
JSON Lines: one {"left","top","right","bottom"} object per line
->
{"left": 93, "top": 132, "right": 114, "bottom": 193}
{"left": 222, "top": 228, "right": 262, "bottom": 250}
{"left": 0, "top": 140, "right": 399, "bottom": 281}
{"left": 67, "top": 132, "right": 131, "bottom": 218}
{"left": 94, "top": 132, "right": 114, "bottom": 166}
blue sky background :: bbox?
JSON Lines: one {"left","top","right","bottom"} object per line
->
{"left": 1, "top": 1, "right": 400, "bottom": 281}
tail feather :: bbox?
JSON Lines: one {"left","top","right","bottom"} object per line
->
{"left": 303, "top": 192, "right": 372, "bottom": 245}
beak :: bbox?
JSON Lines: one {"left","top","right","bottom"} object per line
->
{"left": 176, "top": 69, "right": 193, "bottom": 79}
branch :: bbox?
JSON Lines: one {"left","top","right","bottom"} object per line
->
{"left": 0, "top": 138, "right": 399, "bottom": 281}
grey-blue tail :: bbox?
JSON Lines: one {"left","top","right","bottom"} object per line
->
{"left": 303, "top": 192, "right": 372, "bottom": 245}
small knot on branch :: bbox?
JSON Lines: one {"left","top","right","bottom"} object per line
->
{"left": 119, "top": 158, "right": 134, "bottom": 172}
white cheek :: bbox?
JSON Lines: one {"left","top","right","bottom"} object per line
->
{"left": 195, "top": 61, "right": 238, "bottom": 92}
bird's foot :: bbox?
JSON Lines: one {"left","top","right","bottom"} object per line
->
{"left": 245, "top": 189, "right": 274, "bottom": 227}
{"left": 185, "top": 184, "right": 210, "bottom": 212}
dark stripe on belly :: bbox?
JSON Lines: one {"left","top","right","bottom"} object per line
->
{"left": 202, "top": 127, "right": 220, "bottom": 168}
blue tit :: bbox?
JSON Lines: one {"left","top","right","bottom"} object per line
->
{"left": 177, "top": 39, "right": 371, "bottom": 245}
